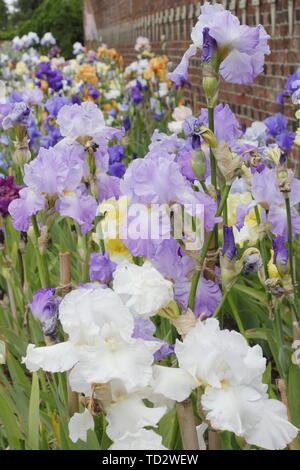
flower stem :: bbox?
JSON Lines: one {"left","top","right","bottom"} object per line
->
{"left": 188, "top": 184, "right": 231, "bottom": 310}
{"left": 31, "top": 215, "right": 50, "bottom": 288}
{"left": 208, "top": 106, "right": 218, "bottom": 249}
{"left": 208, "top": 107, "right": 216, "bottom": 189}
{"left": 285, "top": 196, "right": 296, "bottom": 289}
{"left": 212, "top": 289, "right": 229, "bottom": 318}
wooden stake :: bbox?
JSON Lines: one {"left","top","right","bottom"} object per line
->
{"left": 176, "top": 399, "right": 200, "bottom": 450}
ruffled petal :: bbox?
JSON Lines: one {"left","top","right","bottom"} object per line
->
{"left": 152, "top": 365, "right": 196, "bottom": 402}
{"left": 68, "top": 408, "right": 94, "bottom": 443}
{"left": 106, "top": 394, "right": 166, "bottom": 440}
{"left": 22, "top": 341, "right": 78, "bottom": 373}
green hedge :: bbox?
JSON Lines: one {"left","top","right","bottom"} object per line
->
{"left": 19, "top": 0, "right": 83, "bottom": 58}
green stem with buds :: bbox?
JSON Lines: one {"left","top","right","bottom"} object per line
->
{"left": 188, "top": 184, "right": 231, "bottom": 310}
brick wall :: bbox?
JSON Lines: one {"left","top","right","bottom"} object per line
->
{"left": 89, "top": 0, "right": 300, "bottom": 129}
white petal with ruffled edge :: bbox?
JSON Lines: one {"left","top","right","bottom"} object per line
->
{"left": 68, "top": 408, "right": 94, "bottom": 443}
{"left": 22, "top": 342, "right": 78, "bottom": 373}
{"left": 74, "top": 336, "right": 158, "bottom": 393}
{"left": 106, "top": 394, "right": 166, "bottom": 440}
{"left": 152, "top": 365, "right": 196, "bottom": 402}
{"left": 201, "top": 384, "right": 263, "bottom": 436}
{"left": 58, "top": 287, "right": 134, "bottom": 344}
{"left": 244, "top": 398, "right": 299, "bottom": 450}
{"left": 109, "top": 429, "right": 167, "bottom": 450}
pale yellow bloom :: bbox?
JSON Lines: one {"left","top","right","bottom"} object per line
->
{"left": 266, "top": 145, "right": 281, "bottom": 166}
{"left": 294, "top": 128, "right": 300, "bottom": 147}
{"left": 38, "top": 55, "right": 50, "bottom": 63}
{"left": 93, "top": 197, "right": 132, "bottom": 263}
{"left": 15, "top": 62, "right": 28, "bottom": 75}
{"left": 267, "top": 250, "right": 279, "bottom": 278}
{"left": 227, "top": 192, "right": 259, "bottom": 246}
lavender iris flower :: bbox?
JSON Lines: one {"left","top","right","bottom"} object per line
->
{"left": 108, "top": 145, "right": 125, "bottom": 164}
{"left": 123, "top": 116, "right": 131, "bottom": 131}
{"left": 72, "top": 95, "right": 82, "bottom": 105}
{"left": 0, "top": 103, "right": 12, "bottom": 126}
{"left": 45, "top": 96, "right": 70, "bottom": 117}
{"left": 272, "top": 236, "right": 288, "bottom": 266}
{"left": 109, "top": 162, "right": 126, "bottom": 178}
{"left": 276, "top": 131, "right": 295, "bottom": 151}
{"left": 222, "top": 225, "right": 237, "bottom": 259}
{"left": 2, "top": 102, "right": 31, "bottom": 129}
{"left": 29, "top": 288, "right": 61, "bottom": 337}
{"left": 131, "top": 85, "right": 144, "bottom": 104}
{"left": 201, "top": 27, "right": 217, "bottom": 63}
{"left": 170, "top": 3, "right": 270, "bottom": 86}
{"left": 200, "top": 104, "right": 242, "bottom": 145}
{"left": 182, "top": 115, "right": 203, "bottom": 149}
{"left": 263, "top": 113, "right": 288, "bottom": 138}
{"left": 167, "top": 45, "right": 197, "bottom": 87}
{"left": 132, "top": 317, "right": 174, "bottom": 361}
{"left": 89, "top": 252, "right": 116, "bottom": 284}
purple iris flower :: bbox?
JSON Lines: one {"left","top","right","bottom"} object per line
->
{"left": 222, "top": 225, "right": 237, "bottom": 259}
{"left": 276, "top": 130, "right": 295, "bottom": 151}
{"left": 263, "top": 113, "right": 287, "bottom": 138}
{"left": 108, "top": 145, "right": 125, "bottom": 164}
{"left": 194, "top": 276, "right": 222, "bottom": 319}
{"left": 9, "top": 91, "right": 23, "bottom": 103}
{"left": 200, "top": 104, "right": 242, "bottom": 145}
{"left": 132, "top": 318, "right": 174, "bottom": 362}
{"left": 0, "top": 103, "right": 12, "bottom": 126}
{"left": 0, "top": 176, "right": 21, "bottom": 216}
{"left": 88, "top": 84, "right": 100, "bottom": 100}
{"left": 272, "top": 236, "right": 288, "bottom": 266}
{"left": 39, "top": 135, "right": 54, "bottom": 149}
{"left": 123, "top": 115, "right": 131, "bottom": 131}
{"left": 48, "top": 45, "right": 61, "bottom": 57}
{"left": 168, "top": 45, "right": 197, "bottom": 87}
{"left": 36, "top": 62, "right": 51, "bottom": 78}
{"left": 276, "top": 91, "right": 288, "bottom": 105}
{"left": 202, "top": 27, "right": 217, "bottom": 63}
{"left": 2, "top": 102, "right": 31, "bottom": 129}
{"left": 109, "top": 162, "right": 126, "bottom": 178}
{"left": 182, "top": 115, "right": 203, "bottom": 149}
{"left": 72, "top": 95, "right": 82, "bottom": 105}
{"left": 36, "top": 62, "right": 64, "bottom": 92}
{"left": 45, "top": 96, "right": 70, "bottom": 117}
{"left": 131, "top": 85, "right": 144, "bottom": 104}
{"left": 27, "top": 116, "right": 41, "bottom": 148}
{"left": 89, "top": 252, "right": 116, "bottom": 284}
{"left": 284, "top": 66, "right": 300, "bottom": 94}
{"left": 177, "top": 149, "right": 196, "bottom": 182}
{"left": 29, "top": 288, "right": 61, "bottom": 337}
{"left": 48, "top": 69, "right": 64, "bottom": 92}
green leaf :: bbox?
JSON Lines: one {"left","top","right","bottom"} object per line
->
{"left": 0, "top": 388, "right": 22, "bottom": 449}
{"left": 159, "top": 406, "right": 181, "bottom": 450}
{"left": 233, "top": 283, "right": 267, "bottom": 304}
{"left": 28, "top": 372, "right": 40, "bottom": 450}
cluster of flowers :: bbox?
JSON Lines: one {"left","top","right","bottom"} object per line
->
{"left": 23, "top": 262, "right": 297, "bottom": 450}
{"left": 0, "top": 2, "right": 299, "bottom": 451}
